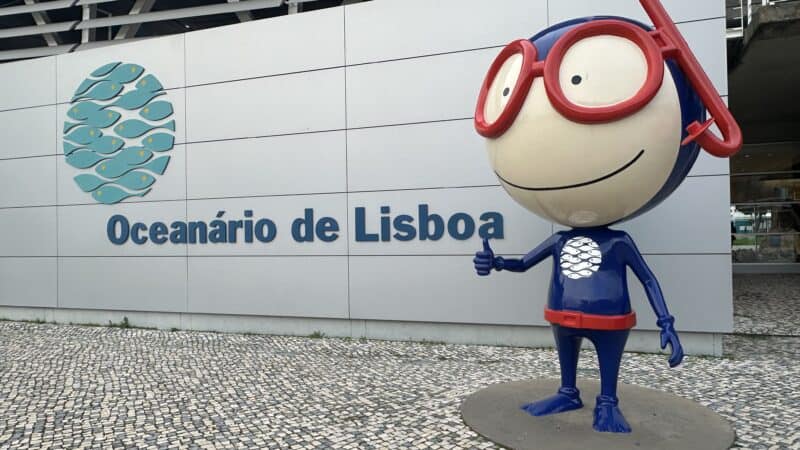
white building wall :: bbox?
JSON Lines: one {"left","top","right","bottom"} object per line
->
{"left": 0, "top": 0, "right": 732, "bottom": 354}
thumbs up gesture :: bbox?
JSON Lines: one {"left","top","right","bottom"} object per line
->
{"left": 473, "top": 238, "right": 496, "bottom": 276}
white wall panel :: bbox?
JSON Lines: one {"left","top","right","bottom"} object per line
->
{"left": 547, "top": 0, "right": 724, "bottom": 27}
{"left": 186, "top": 8, "right": 344, "bottom": 85}
{"left": 186, "top": 68, "right": 345, "bottom": 142}
{"left": 58, "top": 201, "right": 186, "bottom": 256}
{"left": 347, "top": 120, "right": 497, "bottom": 191}
{"left": 628, "top": 254, "right": 733, "bottom": 333}
{"left": 620, "top": 175, "right": 731, "bottom": 254}
{"left": 348, "top": 186, "right": 551, "bottom": 256}
{"left": 678, "top": 18, "right": 728, "bottom": 96}
{"left": 0, "top": 106, "right": 57, "bottom": 159}
{"left": 0, "top": 156, "right": 56, "bottom": 208}
{"left": 0, "top": 257, "right": 57, "bottom": 308}
{"left": 58, "top": 257, "right": 187, "bottom": 312}
{"left": 0, "top": 207, "right": 56, "bottom": 256}
{"left": 187, "top": 131, "right": 346, "bottom": 199}
{"left": 56, "top": 35, "right": 186, "bottom": 103}
{"left": 186, "top": 194, "right": 347, "bottom": 256}
{"left": 58, "top": 144, "right": 186, "bottom": 206}
{"left": 344, "top": 0, "right": 547, "bottom": 65}
{"left": 349, "top": 255, "right": 551, "bottom": 326}
{"left": 691, "top": 152, "right": 729, "bottom": 177}
{"left": 350, "top": 253, "right": 731, "bottom": 332}
{"left": 187, "top": 256, "right": 348, "bottom": 318}
{"left": 346, "top": 49, "right": 493, "bottom": 128}
{"left": 0, "top": 57, "right": 56, "bottom": 110}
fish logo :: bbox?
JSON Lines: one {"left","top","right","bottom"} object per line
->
{"left": 559, "top": 236, "right": 602, "bottom": 280}
{"left": 63, "top": 62, "right": 175, "bottom": 204}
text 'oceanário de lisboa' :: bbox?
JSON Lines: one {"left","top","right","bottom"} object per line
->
{"left": 106, "top": 205, "right": 505, "bottom": 245}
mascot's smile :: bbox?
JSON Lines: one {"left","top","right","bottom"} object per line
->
{"left": 494, "top": 149, "right": 645, "bottom": 191}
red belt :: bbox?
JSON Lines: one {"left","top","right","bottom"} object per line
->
{"left": 544, "top": 308, "right": 636, "bottom": 330}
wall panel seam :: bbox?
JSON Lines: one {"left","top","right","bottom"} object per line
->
{"left": 183, "top": 32, "right": 190, "bottom": 315}
{"left": 0, "top": 14, "right": 725, "bottom": 113}
{"left": 0, "top": 174, "right": 731, "bottom": 210}
{"left": 54, "top": 55, "right": 59, "bottom": 309}
{"left": 0, "top": 12, "right": 728, "bottom": 113}
{"left": 343, "top": 5, "right": 352, "bottom": 322}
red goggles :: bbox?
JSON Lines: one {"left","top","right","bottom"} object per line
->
{"left": 474, "top": 0, "right": 742, "bottom": 158}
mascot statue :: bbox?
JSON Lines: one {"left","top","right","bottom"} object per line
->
{"left": 472, "top": 0, "right": 741, "bottom": 433}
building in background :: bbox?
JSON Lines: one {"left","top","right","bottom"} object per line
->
{"left": 727, "top": 0, "right": 800, "bottom": 271}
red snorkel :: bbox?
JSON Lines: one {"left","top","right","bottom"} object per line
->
{"left": 641, "top": 0, "right": 743, "bottom": 157}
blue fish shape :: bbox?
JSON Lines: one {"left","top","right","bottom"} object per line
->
{"left": 114, "top": 119, "right": 175, "bottom": 138}
{"left": 63, "top": 121, "right": 83, "bottom": 134}
{"left": 87, "top": 136, "right": 124, "bottom": 154}
{"left": 90, "top": 62, "right": 120, "bottom": 77}
{"left": 73, "top": 80, "right": 124, "bottom": 102}
{"left": 80, "top": 171, "right": 156, "bottom": 192}
{"left": 106, "top": 64, "right": 144, "bottom": 84}
{"left": 140, "top": 155, "right": 170, "bottom": 175}
{"left": 139, "top": 101, "right": 173, "bottom": 121}
{"left": 65, "top": 150, "right": 106, "bottom": 169}
{"left": 114, "top": 147, "right": 153, "bottom": 166}
{"left": 115, "top": 171, "right": 157, "bottom": 191}
{"left": 74, "top": 173, "right": 108, "bottom": 192}
{"left": 64, "top": 126, "right": 102, "bottom": 145}
{"left": 95, "top": 155, "right": 170, "bottom": 178}
{"left": 141, "top": 133, "right": 174, "bottom": 152}
{"left": 134, "top": 74, "right": 163, "bottom": 92}
{"left": 92, "top": 185, "right": 150, "bottom": 205}
{"left": 110, "top": 89, "right": 164, "bottom": 110}
{"left": 72, "top": 78, "right": 103, "bottom": 97}
{"left": 67, "top": 101, "right": 105, "bottom": 121}
{"left": 63, "top": 141, "right": 84, "bottom": 155}
{"left": 85, "top": 109, "right": 121, "bottom": 129}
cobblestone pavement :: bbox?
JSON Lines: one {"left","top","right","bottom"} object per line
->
{"left": 733, "top": 274, "right": 800, "bottom": 336}
{"left": 0, "top": 321, "right": 798, "bottom": 450}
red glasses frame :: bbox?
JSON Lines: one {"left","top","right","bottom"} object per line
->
{"left": 474, "top": 0, "right": 742, "bottom": 158}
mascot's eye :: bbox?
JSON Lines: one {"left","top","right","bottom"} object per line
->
{"left": 558, "top": 35, "right": 647, "bottom": 108}
{"left": 483, "top": 52, "right": 523, "bottom": 125}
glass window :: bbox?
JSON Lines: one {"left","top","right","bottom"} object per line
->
{"left": 731, "top": 142, "right": 800, "bottom": 264}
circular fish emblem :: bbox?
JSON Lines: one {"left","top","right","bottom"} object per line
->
{"left": 560, "top": 236, "right": 601, "bottom": 279}
{"left": 63, "top": 62, "right": 175, "bottom": 204}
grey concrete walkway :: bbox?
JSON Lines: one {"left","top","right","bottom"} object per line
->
{"left": 0, "top": 274, "right": 797, "bottom": 450}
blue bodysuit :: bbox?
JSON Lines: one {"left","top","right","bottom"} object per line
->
{"left": 486, "top": 227, "right": 679, "bottom": 430}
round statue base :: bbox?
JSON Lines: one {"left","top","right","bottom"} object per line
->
{"left": 461, "top": 379, "right": 734, "bottom": 450}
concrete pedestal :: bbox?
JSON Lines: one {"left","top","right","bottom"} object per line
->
{"left": 461, "top": 379, "right": 734, "bottom": 450}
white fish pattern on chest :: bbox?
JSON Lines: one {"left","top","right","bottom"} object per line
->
{"left": 560, "top": 236, "right": 602, "bottom": 279}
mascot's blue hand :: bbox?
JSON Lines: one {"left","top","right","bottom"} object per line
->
{"left": 473, "top": 238, "right": 495, "bottom": 276}
{"left": 658, "top": 316, "right": 684, "bottom": 367}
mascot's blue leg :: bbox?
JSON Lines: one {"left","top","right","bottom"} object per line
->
{"left": 588, "top": 329, "right": 632, "bottom": 433}
{"left": 522, "top": 325, "right": 584, "bottom": 416}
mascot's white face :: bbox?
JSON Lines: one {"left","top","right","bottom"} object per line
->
{"left": 483, "top": 35, "right": 683, "bottom": 228}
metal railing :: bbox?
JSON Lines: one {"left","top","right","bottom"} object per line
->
{"left": 727, "top": 0, "right": 800, "bottom": 38}
{"left": 0, "top": 0, "right": 333, "bottom": 62}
